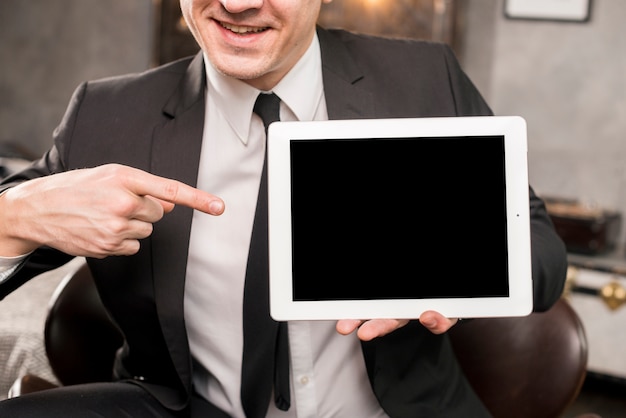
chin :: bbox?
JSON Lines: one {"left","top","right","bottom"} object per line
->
{"left": 214, "top": 58, "right": 270, "bottom": 81}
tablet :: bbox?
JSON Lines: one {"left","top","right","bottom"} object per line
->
{"left": 267, "top": 116, "right": 532, "bottom": 321}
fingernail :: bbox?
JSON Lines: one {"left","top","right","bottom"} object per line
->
{"left": 210, "top": 200, "right": 224, "bottom": 214}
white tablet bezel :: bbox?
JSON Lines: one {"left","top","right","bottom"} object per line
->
{"left": 267, "top": 116, "right": 532, "bottom": 321}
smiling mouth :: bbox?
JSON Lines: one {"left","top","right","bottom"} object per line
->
{"left": 220, "top": 21, "right": 269, "bottom": 34}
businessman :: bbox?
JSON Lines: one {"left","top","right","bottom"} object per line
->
{"left": 0, "top": 0, "right": 568, "bottom": 416}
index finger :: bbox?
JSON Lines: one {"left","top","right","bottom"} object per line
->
{"left": 125, "top": 168, "right": 225, "bottom": 215}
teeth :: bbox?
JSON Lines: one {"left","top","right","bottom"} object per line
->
{"left": 221, "top": 22, "right": 267, "bottom": 34}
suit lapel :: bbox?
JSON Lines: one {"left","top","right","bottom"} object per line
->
{"left": 150, "top": 52, "right": 206, "bottom": 387}
{"left": 317, "top": 27, "right": 376, "bottom": 120}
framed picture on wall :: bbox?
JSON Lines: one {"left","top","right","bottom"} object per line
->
{"left": 505, "top": 0, "right": 591, "bottom": 22}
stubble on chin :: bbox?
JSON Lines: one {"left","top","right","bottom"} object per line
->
{"left": 211, "top": 53, "right": 272, "bottom": 82}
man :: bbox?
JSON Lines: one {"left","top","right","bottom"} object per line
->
{"left": 0, "top": 0, "right": 567, "bottom": 416}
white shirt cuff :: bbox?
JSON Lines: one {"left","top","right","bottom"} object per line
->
{"left": 0, "top": 253, "right": 30, "bottom": 283}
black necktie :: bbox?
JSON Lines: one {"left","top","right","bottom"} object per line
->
{"left": 241, "top": 92, "right": 290, "bottom": 417}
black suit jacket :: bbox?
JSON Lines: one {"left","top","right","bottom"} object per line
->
{"left": 1, "top": 27, "right": 568, "bottom": 417}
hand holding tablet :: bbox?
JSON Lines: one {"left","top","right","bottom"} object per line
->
{"left": 268, "top": 116, "right": 532, "bottom": 320}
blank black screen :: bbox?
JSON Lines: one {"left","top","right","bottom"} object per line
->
{"left": 289, "top": 136, "right": 509, "bottom": 301}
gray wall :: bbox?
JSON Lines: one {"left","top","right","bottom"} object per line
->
{"left": 460, "top": 0, "right": 626, "bottom": 244}
{"left": 2, "top": 0, "right": 626, "bottom": 243}
{"left": 0, "top": 0, "right": 155, "bottom": 157}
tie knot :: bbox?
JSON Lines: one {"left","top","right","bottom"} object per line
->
{"left": 254, "top": 92, "right": 281, "bottom": 133}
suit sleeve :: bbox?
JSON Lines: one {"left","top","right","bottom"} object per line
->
{"left": 0, "top": 86, "right": 86, "bottom": 300}
{"left": 528, "top": 187, "right": 568, "bottom": 311}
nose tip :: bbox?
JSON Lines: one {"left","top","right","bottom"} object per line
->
{"left": 219, "top": 0, "right": 264, "bottom": 13}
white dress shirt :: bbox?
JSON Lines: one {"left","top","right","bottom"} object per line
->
{"left": 0, "top": 253, "right": 29, "bottom": 281}
{"left": 184, "top": 35, "right": 387, "bottom": 418}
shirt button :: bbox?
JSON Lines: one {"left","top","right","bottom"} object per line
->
{"left": 299, "top": 376, "right": 310, "bottom": 385}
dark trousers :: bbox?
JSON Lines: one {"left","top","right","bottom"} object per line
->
{"left": 0, "top": 382, "right": 231, "bottom": 418}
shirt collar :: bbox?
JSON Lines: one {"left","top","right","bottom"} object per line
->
{"left": 204, "top": 33, "right": 323, "bottom": 144}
